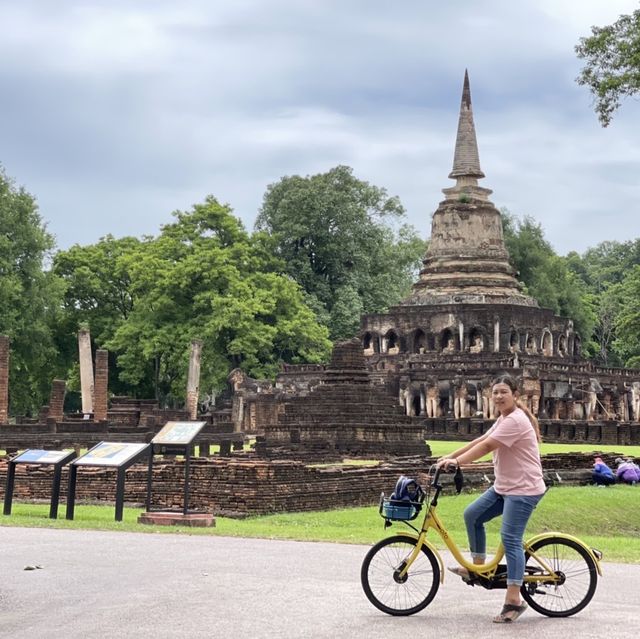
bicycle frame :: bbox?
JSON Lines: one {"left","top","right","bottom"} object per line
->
{"left": 394, "top": 469, "right": 602, "bottom": 584}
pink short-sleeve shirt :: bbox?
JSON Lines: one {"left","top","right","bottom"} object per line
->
{"left": 486, "top": 408, "right": 546, "bottom": 496}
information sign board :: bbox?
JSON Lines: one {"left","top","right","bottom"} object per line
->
{"left": 152, "top": 421, "right": 206, "bottom": 446}
{"left": 67, "top": 441, "right": 151, "bottom": 522}
{"left": 13, "top": 449, "right": 71, "bottom": 464}
{"left": 4, "top": 449, "right": 76, "bottom": 519}
{"left": 73, "top": 442, "right": 149, "bottom": 467}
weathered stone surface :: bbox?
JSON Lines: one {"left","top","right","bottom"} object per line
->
{"left": 357, "top": 71, "right": 640, "bottom": 429}
{"left": 94, "top": 349, "right": 109, "bottom": 422}
{"left": 0, "top": 335, "right": 8, "bottom": 425}
{"left": 260, "top": 339, "right": 429, "bottom": 457}
{"left": 78, "top": 329, "right": 94, "bottom": 415}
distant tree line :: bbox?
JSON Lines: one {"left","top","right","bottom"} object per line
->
{"left": 0, "top": 165, "right": 424, "bottom": 414}
{"left": 501, "top": 211, "right": 640, "bottom": 367}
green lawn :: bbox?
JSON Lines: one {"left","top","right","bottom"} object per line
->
{"left": 429, "top": 440, "right": 640, "bottom": 459}
{"left": 3, "top": 483, "right": 639, "bottom": 562}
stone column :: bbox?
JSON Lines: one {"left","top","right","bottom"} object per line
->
{"left": 78, "top": 329, "right": 94, "bottom": 415}
{"left": 0, "top": 335, "right": 9, "bottom": 424}
{"left": 48, "top": 379, "right": 67, "bottom": 423}
{"left": 94, "top": 349, "right": 109, "bottom": 422}
{"left": 186, "top": 339, "right": 203, "bottom": 420}
{"left": 493, "top": 318, "right": 500, "bottom": 352}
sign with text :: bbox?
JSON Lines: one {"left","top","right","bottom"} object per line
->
{"left": 73, "top": 442, "right": 149, "bottom": 467}
{"left": 152, "top": 421, "right": 206, "bottom": 446}
{"left": 13, "top": 449, "right": 71, "bottom": 464}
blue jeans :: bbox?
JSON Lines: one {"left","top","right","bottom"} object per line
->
{"left": 463, "top": 487, "right": 544, "bottom": 586}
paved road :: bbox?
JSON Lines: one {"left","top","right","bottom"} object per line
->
{"left": 1, "top": 527, "right": 637, "bottom": 638}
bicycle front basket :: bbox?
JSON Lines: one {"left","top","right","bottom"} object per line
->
{"left": 379, "top": 496, "right": 422, "bottom": 521}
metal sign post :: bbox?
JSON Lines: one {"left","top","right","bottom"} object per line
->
{"left": 66, "top": 442, "right": 151, "bottom": 522}
{"left": 3, "top": 449, "right": 77, "bottom": 519}
{"left": 147, "top": 421, "right": 206, "bottom": 515}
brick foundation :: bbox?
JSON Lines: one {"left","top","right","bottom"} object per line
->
{"left": 94, "top": 350, "right": 109, "bottom": 422}
{"left": 48, "top": 380, "right": 66, "bottom": 423}
{"left": 0, "top": 335, "right": 9, "bottom": 424}
{"left": 0, "top": 452, "right": 622, "bottom": 518}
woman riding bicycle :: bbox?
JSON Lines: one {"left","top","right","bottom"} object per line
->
{"left": 436, "top": 374, "right": 546, "bottom": 624}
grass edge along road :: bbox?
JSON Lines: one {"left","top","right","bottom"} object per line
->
{"left": 3, "top": 483, "right": 639, "bottom": 563}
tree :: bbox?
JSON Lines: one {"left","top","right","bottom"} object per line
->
{"left": 502, "top": 211, "right": 595, "bottom": 343}
{"left": 614, "top": 265, "right": 640, "bottom": 368}
{"left": 256, "top": 166, "right": 426, "bottom": 339}
{"left": 104, "top": 197, "right": 332, "bottom": 403}
{"left": 575, "top": 8, "right": 640, "bottom": 126}
{"left": 0, "top": 167, "right": 63, "bottom": 415}
{"left": 565, "top": 239, "right": 640, "bottom": 365}
{"left": 53, "top": 235, "right": 145, "bottom": 397}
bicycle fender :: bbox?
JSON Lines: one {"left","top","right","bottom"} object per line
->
{"left": 525, "top": 532, "right": 603, "bottom": 576}
{"left": 392, "top": 534, "right": 445, "bottom": 584}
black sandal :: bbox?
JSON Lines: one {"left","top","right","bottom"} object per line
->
{"left": 493, "top": 602, "right": 528, "bottom": 623}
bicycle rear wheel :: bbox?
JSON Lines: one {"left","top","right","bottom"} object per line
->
{"left": 360, "top": 535, "right": 440, "bottom": 616}
{"left": 521, "top": 536, "right": 598, "bottom": 617}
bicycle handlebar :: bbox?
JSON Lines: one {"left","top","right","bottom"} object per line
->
{"left": 429, "top": 463, "right": 464, "bottom": 495}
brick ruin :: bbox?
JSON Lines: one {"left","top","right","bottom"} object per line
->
{"left": 354, "top": 71, "right": 640, "bottom": 432}
{"left": 0, "top": 452, "right": 630, "bottom": 518}
{"left": 0, "top": 335, "right": 8, "bottom": 425}
{"left": 257, "top": 339, "right": 428, "bottom": 457}
{"left": 0, "top": 332, "right": 243, "bottom": 457}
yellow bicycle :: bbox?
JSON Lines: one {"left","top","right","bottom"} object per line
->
{"left": 361, "top": 465, "right": 602, "bottom": 617}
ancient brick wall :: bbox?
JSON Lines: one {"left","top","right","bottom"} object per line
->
{"left": 0, "top": 335, "right": 9, "bottom": 424}
{"left": 48, "top": 380, "right": 66, "bottom": 423}
{"left": 1, "top": 452, "right": 623, "bottom": 518}
{"left": 94, "top": 349, "right": 109, "bottom": 422}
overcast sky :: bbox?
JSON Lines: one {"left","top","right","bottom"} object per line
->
{"left": 1, "top": 0, "right": 639, "bottom": 255}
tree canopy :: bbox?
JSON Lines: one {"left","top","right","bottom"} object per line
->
{"left": 255, "top": 165, "right": 426, "bottom": 339}
{"left": 0, "top": 167, "right": 63, "bottom": 415}
{"left": 566, "top": 238, "right": 640, "bottom": 367}
{"left": 614, "top": 264, "right": 640, "bottom": 368}
{"left": 55, "top": 197, "right": 332, "bottom": 404}
{"left": 575, "top": 8, "right": 640, "bottom": 126}
{"left": 502, "top": 211, "right": 595, "bottom": 344}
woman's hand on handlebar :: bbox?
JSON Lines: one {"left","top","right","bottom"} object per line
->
{"left": 435, "top": 457, "right": 459, "bottom": 472}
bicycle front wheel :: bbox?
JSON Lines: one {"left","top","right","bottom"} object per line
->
{"left": 521, "top": 536, "right": 598, "bottom": 617}
{"left": 360, "top": 535, "right": 440, "bottom": 616}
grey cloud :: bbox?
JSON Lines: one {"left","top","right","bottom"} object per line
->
{"left": 0, "top": 0, "right": 639, "bottom": 254}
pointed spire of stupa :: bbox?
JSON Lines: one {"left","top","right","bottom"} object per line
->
{"left": 442, "top": 70, "right": 492, "bottom": 202}
{"left": 404, "top": 70, "right": 535, "bottom": 307}
{"left": 449, "top": 69, "right": 484, "bottom": 180}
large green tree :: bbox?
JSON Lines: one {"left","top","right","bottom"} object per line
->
{"left": 52, "top": 235, "right": 144, "bottom": 396}
{"left": 64, "top": 197, "right": 332, "bottom": 404}
{"left": 566, "top": 239, "right": 640, "bottom": 366}
{"left": 255, "top": 165, "right": 426, "bottom": 339}
{"left": 0, "top": 167, "right": 63, "bottom": 415}
{"left": 502, "top": 211, "right": 595, "bottom": 344}
{"left": 614, "top": 264, "right": 640, "bottom": 368}
{"left": 575, "top": 8, "right": 640, "bottom": 126}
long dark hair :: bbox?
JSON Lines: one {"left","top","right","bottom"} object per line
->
{"left": 492, "top": 374, "right": 542, "bottom": 443}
